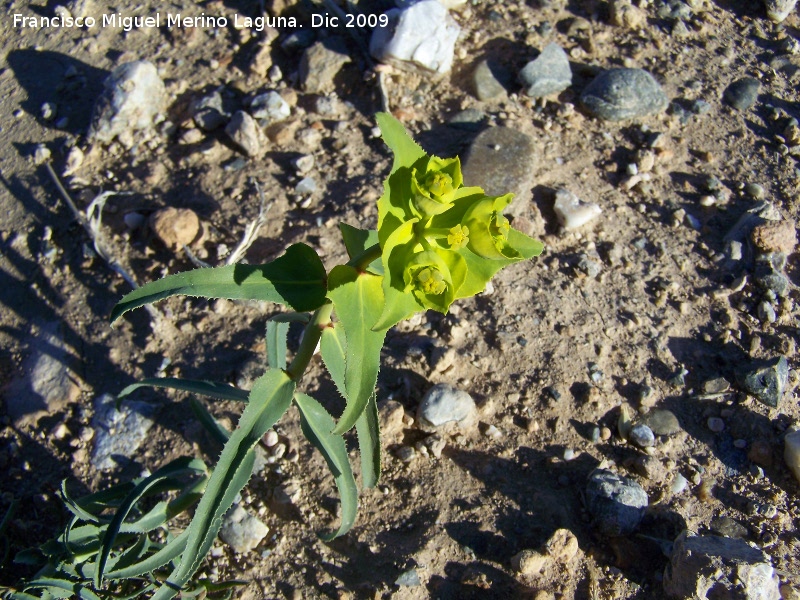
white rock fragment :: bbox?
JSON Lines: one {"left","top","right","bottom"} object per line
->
{"left": 764, "top": 0, "right": 798, "bottom": 22}
{"left": 370, "top": 0, "right": 460, "bottom": 75}
{"left": 219, "top": 504, "right": 269, "bottom": 554}
{"left": 785, "top": 429, "right": 800, "bottom": 485}
{"left": 553, "top": 188, "right": 602, "bottom": 230}
{"left": 417, "top": 384, "right": 477, "bottom": 433}
{"left": 89, "top": 61, "right": 167, "bottom": 147}
{"left": 250, "top": 91, "right": 290, "bottom": 123}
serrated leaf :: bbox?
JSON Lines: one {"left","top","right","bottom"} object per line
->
{"left": 23, "top": 578, "right": 102, "bottom": 600}
{"left": 376, "top": 112, "right": 426, "bottom": 173}
{"left": 339, "top": 224, "right": 383, "bottom": 275}
{"left": 111, "top": 243, "right": 327, "bottom": 322}
{"left": 319, "top": 323, "right": 347, "bottom": 399}
{"left": 105, "top": 528, "right": 189, "bottom": 580}
{"left": 327, "top": 266, "right": 388, "bottom": 435}
{"left": 355, "top": 393, "right": 380, "bottom": 489}
{"left": 96, "top": 457, "right": 206, "bottom": 587}
{"left": 294, "top": 393, "right": 358, "bottom": 540}
{"left": 151, "top": 369, "right": 295, "bottom": 600}
{"left": 118, "top": 378, "right": 249, "bottom": 403}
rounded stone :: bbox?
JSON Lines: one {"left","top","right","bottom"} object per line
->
{"left": 629, "top": 424, "right": 656, "bottom": 448}
{"left": 417, "top": 384, "right": 477, "bottom": 432}
{"left": 580, "top": 68, "right": 668, "bottom": 121}
{"left": 724, "top": 77, "right": 761, "bottom": 111}
{"left": 639, "top": 409, "right": 681, "bottom": 436}
{"left": 149, "top": 207, "right": 200, "bottom": 250}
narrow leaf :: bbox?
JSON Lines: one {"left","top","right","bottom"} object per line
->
{"left": 111, "top": 243, "right": 327, "bottom": 322}
{"left": 151, "top": 369, "right": 295, "bottom": 600}
{"left": 189, "top": 398, "right": 231, "bottom": 446}
{"left": 95, "top": 457, "right": 206, "bottom": 587}
{"left": 105, "top": 529, "right": 189, "bottom": 580}
{"left": 319, "top": 323, "right": 347, "bottom": 399}
{"left": 355, "top": 393, "right": 381, "bottom": 489}
{"left": 118, "top": 378, "right": 249, "bottom": 403}
{"left": 327, "top": 266, "right": 388, "bottom": 435}
{"left": 266, "top": 320, "right": 289, "bottom": 370}
{"left": 294, "top": 393, "right": 358, "bottom": 540}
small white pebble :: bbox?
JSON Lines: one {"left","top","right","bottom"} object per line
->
{"left": 671, "top": 474, "right": 688, "bottom": 494}
{"left": 707, "top": 417, "right": 725, "bottom": 433}
{"left": 563, "top": 448, "right": 575, "bottom": 461}
{"left": 263, "top": 430, "right": 279, "bottom": 448}
{"left": 484, "top": 424, "right": 503, "bottom": 439}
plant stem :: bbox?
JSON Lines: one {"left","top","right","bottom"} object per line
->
{"left": 346, "top": 243, "right": 381, "bottom": 271}
{"left": 286, "top": 302, "right": 334, "bottom": 381}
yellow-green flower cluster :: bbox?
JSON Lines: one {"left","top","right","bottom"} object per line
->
{"left": 373, "top": 113, "right": 542, "bottom": 330}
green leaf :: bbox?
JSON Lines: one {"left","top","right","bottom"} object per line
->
{"left": 327, "top": 266, "right": 388, "bottom": 435}
{"left": 151, "top": 369, "right": 295, "bottom": 600}
{"left": 320, "top": 323, "right": 347, "bottom": 400}
{"left": 339, "top": 224, "right": 383, "bottom": 275}
{"left": 189, "top": 398, "right": 232, "bottom": 446}
{"left": 118, "top": 378, "right": 249, "bottom": 403}
{"left": 376, "top": 112, "right": 426, "bottom": 173}
{"left": 355, "top": 393, "right": 380, "bottom": 489}
{"left": 23, "top": 578, "right": 103, "bottom": 600}
{"left": 266, "top": 320, "right": 289, "bottom": 370}
{"left": 105, "top": 528, "right": 189, "bottom": 580}
{"left": 294, "top": 393, "right": 358, "bottom": 540}
{"left": 95, "top": 457, "right": 207, "bottom": 587}
{"left": 111, "top": 243, "right": 327, "bottom": 322}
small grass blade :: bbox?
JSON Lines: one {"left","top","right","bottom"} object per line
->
{"left": 118, "top": 378, "right": 249, "bottom": 403}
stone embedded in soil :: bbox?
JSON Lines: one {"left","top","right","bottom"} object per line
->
{"left": 299, "top": 38, "right": 352, "bottom": 94}
{"left": 149, "top": 207, "right": 200, "bottom": 250}
{"left": 553, "top": 188, "right": 602, "bottom": 230}
{"left": 91, "top": 393, "right": 156, "bottom": 471}
{"left": 519, "top": 43, "right": 572, "bottom": 98}
{"left": 751, "top": 219, "right": 797, "bottom": 255}
{"left": 724, "top": 77, "right": 761, "bottom": 111}
{"left": 663, "top": 532, "right": 781, "bottom": 600}
{"left": 784, "top": 429, "right": 800, "bottom": 485}
{"left": 609, "top": 0, "right": 647, "bottom": 29}
{"left": 417, "top": 383, "right": 477, "bottom": 433}
{"left": 639, "top": 409, "right": 681, "bottom": 436}
{"left": 512, "top": 528, "right": 580, "bottom": 578}
{"left": 5, "top": 321, "right": 81, "bottom": 425}
{"left": 710, "top": 516, "right": 749, "bottom": 539}
{"left": 472, "top": 59, "right": 507, "bottom": 101}
{"left": 629, "top": 424, "right": 655, "bottom": 448}
{"left": 586, "top": 469, "right": 648, "bottom": 537}
{"left": 370, "top": 0, "right": 460, "bottom": 75}
{"left": 395, "top": 568, "right": 421, "bottom": 587}
{"left": 219, "top": 504, "right": 269, "bottom": 554}
{"left": 225, "top": 110, "right": 266, "bottom": 157}
{"left": 250, "top": 90, "right": 290, "bottom": 123}
{"left": 192, "top": 90, "right": 226, "bottom": 131}
{"left": 737, "top": 356, "right": 788, "bottom": 408}
{"left": 89, "top": 60, "right": 167, "bottom": 147}
{"left": 461, "top": 127, "right": 535, "bottom": 212}
{"left": 580, "top": 68, "right": 668, "bottom": 122}
{"left": 764, "top": 0, "right": 798, "bottom": 22}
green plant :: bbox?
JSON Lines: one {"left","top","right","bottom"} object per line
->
{"left": 10, "top": 114, "right": 542, "bottom": 599}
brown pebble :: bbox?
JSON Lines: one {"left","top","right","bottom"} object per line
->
{"left": 751, "top": 219, "right": 797, "bottom": 255}
{"left": 697, "top": 478, "right": 715, "bottom": 502}
{"left": 748, "top": 439, "right": 773, "bottom": 467}
{"left": 149, "top": 207, "right": 200, "bottom": 250}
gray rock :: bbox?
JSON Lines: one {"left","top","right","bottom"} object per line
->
{"left": 5, "top": 321, "right": 81, "bottom": 425}
{"left": 192, "top": 90, "right": 226, "bottom": 131}
{"left": 724, "top": 78, "right": 761, "bottom": 111}
{"left": 710, "top": 516, "right": 748, "bottom": 539}
{"left": 250, "top": 91, "right": 290, "bottom": 123}
{"left": 294, "top": 177, "right": 317, "bottom": 195}
{"left": 586, "top": 469, "right": 648, "bottom": 536}
{"left": 219, "top": 504, "right": 269, "bottom": 554}
{"left": 519, "top": 42, "right": 572, "bottom": 98}
{"left": 629, "top": 424, "right": 656, "bottom": 448}
{"left": 417, "top": 384, "right": 477, "bottom": 432}
{"left": 370, "top": 0, "right": 460, "bottom": 75}
{"left": 225, "top": 111, "right": 266, "bottom": 157}
{"left": 472, "top": 59, "right": 507, "bottom": 101}
{"left": 737, "top": 356, "right": 788, "bottom": 408}
{"left": 580, "top": 68, "right": 668, "bottom": 121}
{"left": 461, "top": 127, "right": 536, "bottom": 212}
{"left": 91, "top": 393, "right": 156, "bottom": 470}
{"left": 448, "top": 108, "right": 486, "bottom": 131}
{"left": 553, "top": 188, "right": 602, "bottom": 229}
{"left": 640, "top": 409, "right": 681, "bottom": 436}
{"left": 395, "top": 568, "right": 421, "bottom": 587}
{"left": 785, "top": 429, "right": 800, "bottom": 485}
{"left": 299, "top": 38, "right": 352, "bottom": 94}
{"left": 764, "top": 0, "right": 798, "bottom": 22}
{"left": 577, "top": 254, "right": 603, "bottom": 278}
{"left": 89, "top": 61, "right": 167, "bottom": 147}
{"left": 663, "top": 532, "right": 781, "bottom": 600}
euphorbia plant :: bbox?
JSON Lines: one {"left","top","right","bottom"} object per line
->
{"left": 13, "top": 114, "right": 542, "bottom": 599}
